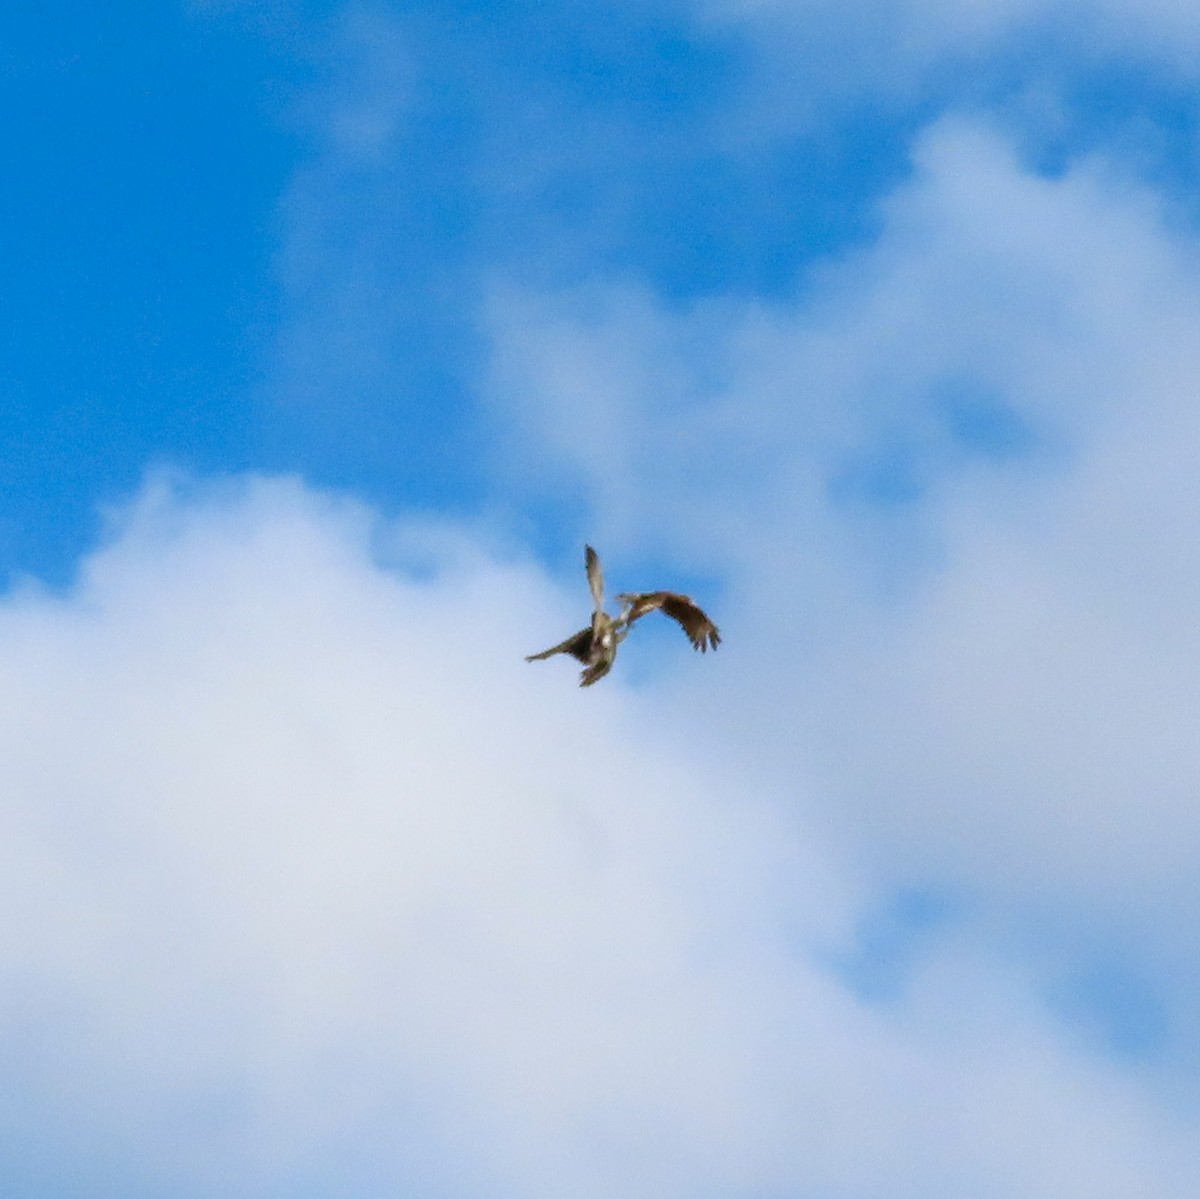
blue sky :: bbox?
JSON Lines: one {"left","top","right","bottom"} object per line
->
{"left": 4, "top": 1, "right": 1200, "bottom": 1195}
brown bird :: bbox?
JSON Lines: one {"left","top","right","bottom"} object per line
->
{"left": 526, "top": 545, "right": 720, "bottom": 686}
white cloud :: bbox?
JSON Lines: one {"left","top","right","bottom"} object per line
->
{"left": 779, "top": 123, "right": 1200, "bottom": 926}
{"left": 2, "top": 473, "right": 1197, "bottom": 1194}
{"left": 483, "top": 113, "right": 1200, "bottom": 1087}
{"left": 486, "top": 116, "right": 1179, "bottom": 553}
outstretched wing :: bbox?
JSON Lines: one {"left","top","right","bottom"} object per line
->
{"left": 585, "top": 544, "right": 604, "bottom": 614}
{"left": 526, "top": 627, "right": 593, "bottom": 663}
{"left": 617, "top": 591, "right": 721, "bottom": 652}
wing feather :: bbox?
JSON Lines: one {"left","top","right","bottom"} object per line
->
{"left": 585, "top": 544, "right": 604, "bottom": 614}
{"left": 525, "top": 627, "right": 593, "bottom": 663}
{"left": 617, "top": 591, "right": 721, "bottom": 652}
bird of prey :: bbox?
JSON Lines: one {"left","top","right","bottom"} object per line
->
{"left": 526, "top": 545, "right": 720, "bottom": 686}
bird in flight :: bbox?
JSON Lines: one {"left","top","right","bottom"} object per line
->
{"left": 526, "top": 545, "right": 720, "bottom": 686}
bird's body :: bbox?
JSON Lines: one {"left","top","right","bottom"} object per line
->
{"left": 526, "top": 546, "right": 720, "bottom": 686}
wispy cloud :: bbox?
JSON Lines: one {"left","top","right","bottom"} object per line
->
{"left": 695, "top": 0, "right": 1200, "bottom": 102}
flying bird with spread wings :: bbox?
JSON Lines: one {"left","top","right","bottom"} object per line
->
{"left": 526, "top": 545, "right": 720, "bottom": 686}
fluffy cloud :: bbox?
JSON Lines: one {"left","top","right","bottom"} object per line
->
{"left": 2, "top": 474, "right": 1196, "bottom": 1195}
{"left": 11, "top": 4, "right": 1200, "bottom": 1190}
{"left": 484, "top": 114, "right": 1200, "bottom": 1088}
